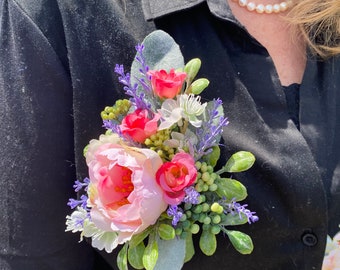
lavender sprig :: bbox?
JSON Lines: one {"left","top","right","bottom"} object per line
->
{"left": 195, "top": 98, "right": 229, "bottom": 159}
{"left": 114, "top": 64, "right": 149, "bottom": 110}
{"left": 134, "top": 44, "right": 152, "bottom": 93}
{"left": 167, "top": 205, "right": 184, "bottom": 226}
{"left": 222, "top": 198, "right": 259, "bottom": 224}
{"left": 73, "top": 178, "right": 90, "bottom": 192}
{"left": 67, "top": 195, "right": 88, "bottom": 210}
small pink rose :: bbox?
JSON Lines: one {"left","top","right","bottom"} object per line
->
{"left": 120, "top": 109, "right": 160, "bottom": 143}
{"left": 156, "top": 152, "right": 197, "bottom": 205}
{"left": 148, "top": 69, "right": 186, "bottom": 99}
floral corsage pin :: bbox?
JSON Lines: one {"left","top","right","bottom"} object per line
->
{"left": 66, "top": 30, "right": 258, "bottom": 270}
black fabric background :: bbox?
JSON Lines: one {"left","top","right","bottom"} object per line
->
{"left": 0, "top": 1, "right": 339, "bottom": 269}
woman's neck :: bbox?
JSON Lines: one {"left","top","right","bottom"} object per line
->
{"left": 227, "top": 0, "right": 306, "bottom": 86}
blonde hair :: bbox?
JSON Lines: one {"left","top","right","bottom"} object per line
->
{"left": 288, "top": 0, "right": 340, "bottom": 58}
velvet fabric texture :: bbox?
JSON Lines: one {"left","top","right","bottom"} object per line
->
{"left": 1, "top": 0, "right": 339, "bottom": 269}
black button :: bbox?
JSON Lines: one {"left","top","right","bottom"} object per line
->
{"left": 302, "top": 233, "right": 318, "bottom": 247}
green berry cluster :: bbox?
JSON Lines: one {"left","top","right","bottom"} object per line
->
{"left": 100, "top": 99, "right": 131, "bottom": 121}
{"left": 173, "top": 161, "right": 228, "bottom": 238}
{"left": 144, "top": 130, "right": 175, "bottom": 161}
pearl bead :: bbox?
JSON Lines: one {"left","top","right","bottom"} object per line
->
{"left": 256, "top": 4, "right": 265, "bottom": 13}
{"left": 265, "top": 4, "right": 273, "bottom": 13}
{"left": 233, "top": 0, "right": 293, "bottom": 14}
{"left": 247, "top": 2, "right": 256, "bottom": 11}
{"left": 273, "top": 4, "right": 281, "bottom": 13}
{"left": 279, "top": 2, "right": 288, "bottom": 11}
{"left": 239, "top": 0, "right": 248, "bottom": 7}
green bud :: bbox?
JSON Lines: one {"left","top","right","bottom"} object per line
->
{"left": 201, "top": 203, "right": 210, "bottom": 212}
{"left": 184, "top": 58, "right": 201, "bottom": 82}
{"left": 184, "top": 203, "right": 192, "bottom": 210}
{"left": 209, "top": 183, "right": 218, "bottom": 192}
{"left": 212, "top": 215, "right": 222, "bottom": 224}
{"left": 158, "top": 223, "right": 175, "bottom": 240}
{"left": 180, "top": 214, "right": 187, "bottom": 222}
{"left": 190, "top": 223, "right": 200, "bottom": 234}
{"left": 210, "top": 225, "right": 221, "bottom": 235}
{"left": 175, "top": 227, "right": 183, "bottom": 236}
{"left": 211, "top": 202, "right": 224, "bottom": 214}
{"left": 201, "top": 172, "right": 210, "bottom": 182}
{"left": 200, "top": 162, "right": 208, "bottom": 172}
{"left": 189, "top": 78, "right": 210, "bottom": 95}
{"left": 224, "top": 151, "right": 256, "bottom": 173}
{"left": 193, "top": 205, "right": 203, "bottom": 214}
{"left": 203, "top": 216, "right": 211, "bottom": 225}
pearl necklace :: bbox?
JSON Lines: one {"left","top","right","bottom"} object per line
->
{"left": 231, "top": 0, "right": 293, "bottom": 14}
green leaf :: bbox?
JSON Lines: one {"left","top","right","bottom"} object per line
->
{"left": 225, "top": 230, "right": 254, "bottom": 255}
{"left": 184, "top": 233, "right": 195, "bottom": 263}
{"left": 199, "top": 230, "right": 217, "bottom": 256}
{"left": 158, "top": 223, "right": 175, "bottom": 240}
{"left": 220, "top": 212, "right": 248, "bottom": 226}
{"left": 203, "top": 145, "right": 220, "bottom": 167}
{"left": 128, "top": 242, "right": 145, "bottom": 269}
{"left": 129, "top": 227, "right": 152, "bottom": 248}
{"left": 224, "top": 151, "right": 255, "bottom": 173}
{"left": 184, "top": 58, "right": 201, "bottom": 82}
{"left": 143, "top": 234, "right": 159, "bottom": 270}
{"left": 117, "top": 243, "right": 128, "bottom": 270}
{"left": 189, "top": 78, "right": 210, "bottom": 95}
{"left": 215, "top": 178, "right": 247, "bottom": 201}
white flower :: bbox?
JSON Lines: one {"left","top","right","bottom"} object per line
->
{"left": 179, "top": 94, "right": 207, "bottom": 128}
{"left": 158, "top": 94, "right": 207, "bottom": 130}
{"left": 65, "top": 207, "right": 88, "bottom": 234}
{"left": 158, "top": 99, "right": 183, "bottom": 130}
{"left": 164, "top": 130, "right": 198, "bottom": 151}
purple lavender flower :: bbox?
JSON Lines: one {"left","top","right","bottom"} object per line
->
{"left": 67, "top": 195, "right": 88, "bottom": 210}
{"left": 102, "top": 120, "right": 122, "bottom": 134}
{"left": 195, "top": 98, "right": 229, "bottom": 159}
{"left": 167, "top": 205, "right": 183, "bottom": 226}
{"left": 224, "top": 199, "right": 259, "bottom": 224}
{"left": 114, "top": 64, "right": 149, "bottom": 110}
{"left": 73, "top": 178, "right": 90, "bottom": 192}
{"left": 183, "top": 186, "right": 200, "bottom": 204}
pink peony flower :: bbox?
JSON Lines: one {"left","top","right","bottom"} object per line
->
{"left": 85, "top": 133, "right": 167, "bottom": 245}
{"left": 120, "top": 109, "right": 160, "bottom": 143}
{"left": 156, "top": 152, "right": 197, "bottom": 205}
{"left": 148, "top": 69, "right": 186, "bottom": 99}
{"left": 322, "top": 232, "right": 340, "bottom": 270}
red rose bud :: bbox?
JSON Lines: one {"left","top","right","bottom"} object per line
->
{"left": 120, "top": 109, "right": 160, "bottom": 143}
{"left": 148, "top": 69, "right": 187, "bottom": 99}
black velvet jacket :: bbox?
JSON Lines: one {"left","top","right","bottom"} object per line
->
{"left": 0, "top": 1, "right": 339, "bottom": 269}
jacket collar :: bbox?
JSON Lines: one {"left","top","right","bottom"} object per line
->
{"left": 142, "top": 0, "right": 237, "bottom": 24}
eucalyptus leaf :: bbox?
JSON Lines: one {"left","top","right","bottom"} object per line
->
{"left": 128, "top": 242, "right": 145, "bottom": 269}
{"left": 154, "top": 237, "right": 186, "bottom": 270}
{"left": 131, "top": 30, "right": 184, "bottom": 85}
{"left": 225, "top": 230, "right": 254, "bottom": 255}
{"left": 224, "top": 151, "right": 255, "bottom": 173}
{"left": 216, "top": 178, "right": 247, "bottom": 201}
{"left": 199, "top": 230, "right": 217, "bottom": 256}
{"left": 143, "top": 234, "right": 159, "bottom": 270}
{"left": 117, "top": 243, "right": 128, "bottom": 270}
